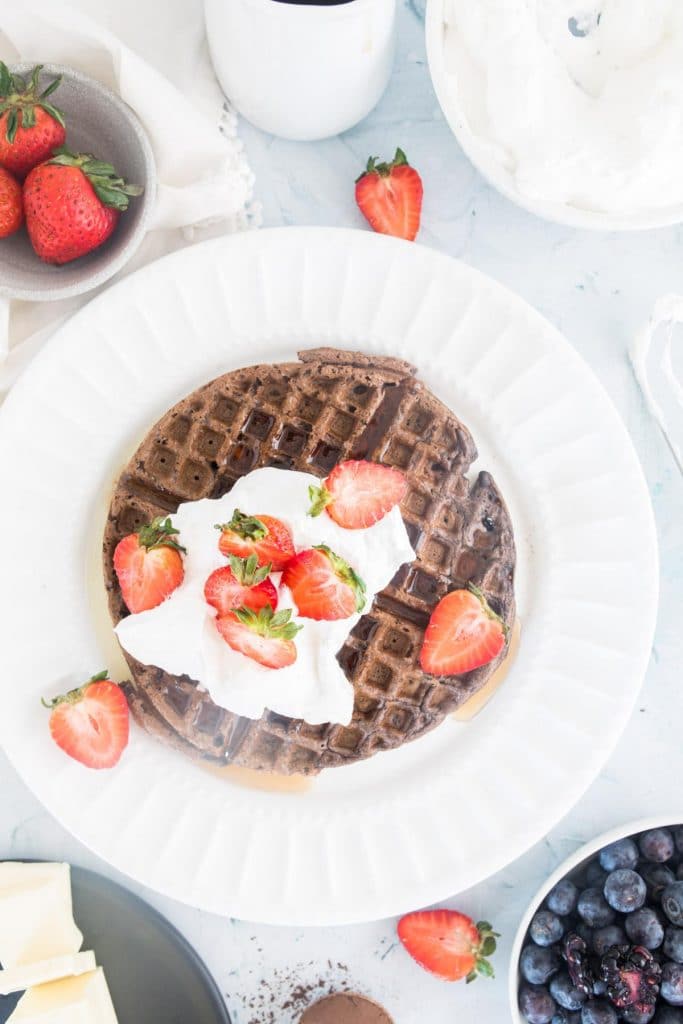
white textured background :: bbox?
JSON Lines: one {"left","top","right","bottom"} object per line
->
{"left": 1, "top": 1, "right": 682, "bottom": 1021}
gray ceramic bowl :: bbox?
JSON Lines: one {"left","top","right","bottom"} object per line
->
{"left": 0, "top": 63, "right": 156, "bottom": 301}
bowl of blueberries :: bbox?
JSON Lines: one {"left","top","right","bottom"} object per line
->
{"left": 510, "top": 817, "right": 683, "bottom": 1024}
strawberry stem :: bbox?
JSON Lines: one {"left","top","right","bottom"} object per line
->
{"left": 233, "top": 604, "right": 303, "bottom": 640}
{"left": 307, "top": 483, "right": 333, "bottom": 518}
{"left": 41, "top": 670, "right": 110, "bottom": 709}
{"left": 216, "top": 509, "right": 268, "bottom": 540}
{"left": 47, "top": 147, "right": 143, "bottom": 212}
{"left": 356, "top": 147, "right": 411, "bottom": 182}
{"left": 314, "top": 544, "right": 367, "bottom": 612}
{"left": 0, "top": 62, "right": 65, "bottom": 143}
{"left": 228, "top": 553, "right": 272, "bottom": 586}
{"left": 137, "top": 516, "right": 186, "bottom": 554}
{"left": 465, "top": 921, "right": 500, "bottom": 984}
{"left": 466, "top": 584, "right": 509, "bottom": 637}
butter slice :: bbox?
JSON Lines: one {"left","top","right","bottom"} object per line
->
{"left": 0, "top": 864, "right": 82, "bottom": 968}
{"left": 8, "top": 968, "right": 119, "bottom": 1023}
{"left": 0, "top": 952, "right": 96, "bottom": 996}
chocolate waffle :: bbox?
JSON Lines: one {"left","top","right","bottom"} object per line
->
{"left": 103, "top": 348, "right": 516, "bottom": 774}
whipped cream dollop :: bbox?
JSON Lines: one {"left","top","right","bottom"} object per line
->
{"left": 443, "top": 0, "right": 683, "bottom": 214}
{"left": 115, "top": 467, "right": 415, "bottom": 726}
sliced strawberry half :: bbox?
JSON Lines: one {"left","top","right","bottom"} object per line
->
{"left": 216, "top": 510, "right": 295, "bottom": 570}
{"left": 419, "top": 586, "right": 507, "bottom": 676}
{"left": 216, "top": 605, "right": 302, "bottom": 669}
{"left": 282, "top": 544, "right": 366, "bottom": 621}
{"left": 204, "top": 554, "right": 278, "bottom": 616}
{"left": 113, "top": 516, "right": 185, "bottom": 614}
{"left": 398, "top": 910, "right": 499, "bottom": 983}
{"left": 308, "top": 459, "right": 407, "bottom": 530}
{"left": 43, "top": 671, "right": 129, "bottom": 770}
{"left": 355, "top": 148, "right": 423, "bottom": 241}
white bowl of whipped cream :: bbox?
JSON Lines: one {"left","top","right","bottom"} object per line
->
{"left": 426, "top": 0, "right": 683, "bottom": 230}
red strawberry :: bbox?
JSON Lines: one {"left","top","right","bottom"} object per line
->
{"left": 0, "top": 166, "right": 22, "bottom": 238}
{"left": 419, "top": 586, "right": 507, "bottom": 676}
{"left": 282, "top": 545, "right": 366, "bottom": 621}
{"left": 216, "top": 605, "right": 301, "bottom": 669}
{"left": 23, "top": 148, "right": 143, "bottom": 265}
{"left": 398, "top": 910, "right": 499, "bottom": 983}
{"left": 42, "top": 671, "right": 129, "bottom": 770}
{"left": 204, "top": 554, "right": 278, "bottom": 616}
{"left": 0, "top": 63, "right": 65, "bottom": 180}
{"left": 355, "top": 148, "right": 423, "bottom": 241}
{"left": 308, "top": 459, "right": 407, "bottom": 530}
{"left": 216, "top": 510, "right": 295, "bottom": 571}
{"left": 113, "top": 516, "right": 185, "bottom": 614}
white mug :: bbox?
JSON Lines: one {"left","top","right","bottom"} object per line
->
{"left": 205, "top": 0, "right": 397, "bottom": 141}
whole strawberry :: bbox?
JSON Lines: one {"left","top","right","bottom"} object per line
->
{"left": 0, "top": 62, "right": 66, "bottom": 180}
{"left": 0, "top": 166, "right": 23, "bottom": 238}
{"left": 24, "top": 148, "right": 143, "bottom": 265}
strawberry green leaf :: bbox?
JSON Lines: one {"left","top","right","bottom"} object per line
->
{"left": 314, "top": 544, "right": 367, "bottom": 612}
{"left": 5, "top": 109, "right": 18, "bottom": 144}
{"left": 233, "top": 603, "right": 303, "bottom": 640}
{"left": 21, "top": 105, "right": 36, "bottom": 129}
{"left": 38, "top": 101, "right": 65, "bottom": 129}
{"left": 217, "top": 509, "right": 268, "bottom": 540}
{"left": 47, "top": 147, "right": 142, "bottom": 210}
{"left": 228, "top": 553, "right": 271, "bottom": 586}
{"left": 476, "top": 959, "right": 494, "bottom": 979}
{"left": 39, "top": 76, "right": 62, "bottom": 101}
{"left": 0, "top": 62, "right": 13, "bottom": 97}
{"left": 138, "top": 516, "right": 186, "bottom": 554}
{"left": 467, "top": 587, "right": 509, "bottom": 637}
{"left": 307, "top": 483, "right": 333, "bottom": 518}
{"left": 28, "top": 65, "right": 43, "bottom": 94}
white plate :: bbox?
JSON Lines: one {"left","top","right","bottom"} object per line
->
{"left": 0, "top": 228, "right": 658, "bottom": 925}
{"left": 425, "top": 0, "right": 683, "bottom": 232}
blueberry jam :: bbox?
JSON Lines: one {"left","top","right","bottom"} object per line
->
{"left": 519, "top": 826, "right": 683, "bottom": 1023}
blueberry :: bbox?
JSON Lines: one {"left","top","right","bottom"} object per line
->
{"left": 580, "top": 999, "right": 618, "bottom": 1024}
{"left": 575, "top": 922, "right": 594, "bottom": 946}
{"left": 673, "top": 828, "right": 683, "bottom": 855}
{"left": 677, "top": 863, "right": 683, "bottom": 882}
{"left": 640, "top": 829, "right": 676, "bottom": 863}
{"left": 604, "top": 869, "right": 647, "bottom": 913}
{"left": 664, "top": 926, "right": 683, "bottom": 963}
{"left": 655, "top": 1009, "right": 683, "bottom": 1024}
{"left": 641, "top": 863, "right": 676, "bottom": 903}
{"left": 622, "top": 1009, "right": 656, "bottom": 1024}
{"left": 585, "top": 861, "right": 609, "bottom": 888}
{"left": 552, "top": 1013, "right": 582, "bottom": 1024}
{"left": 547, "top": 879, "right": 579, "bottom": 917}
{"left": 625, "top": 906, "right": 665, "bottom": 948}
{"left": 521, "top": 945, "right": 560, "bottom": 985}
{"left": 591, "top": 979, "right": 607, "bottom": 997}
{"left": 592, "top": 924, "right": 627, "bottom": 956}
{"left": 599, "top": 838, "right": 640, "bottom": 872}
{"left": 663, "top": 883, "right": 683, "bottom": 927}
{"left": 531, "top": 911, "right": 566, "bottom": 947}
{"left": 578, "top": 889, "right": 616, "bottom": 928}
{"left": 662, "top": 963, "right": 683, "bottom": 1006}
{"left": 519, "top": 984, "right": 557, "bottom": 1024}
{"left": 550, "top": 972, "right": 587, "bottom": 1011}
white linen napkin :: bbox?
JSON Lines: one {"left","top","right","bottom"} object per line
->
{"left": 0, "top": 0, "right": 258, "bottom": 393}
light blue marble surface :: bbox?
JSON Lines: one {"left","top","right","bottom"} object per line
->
{"left": 2, "top": 2, "right": 683, "bottom": 1022}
